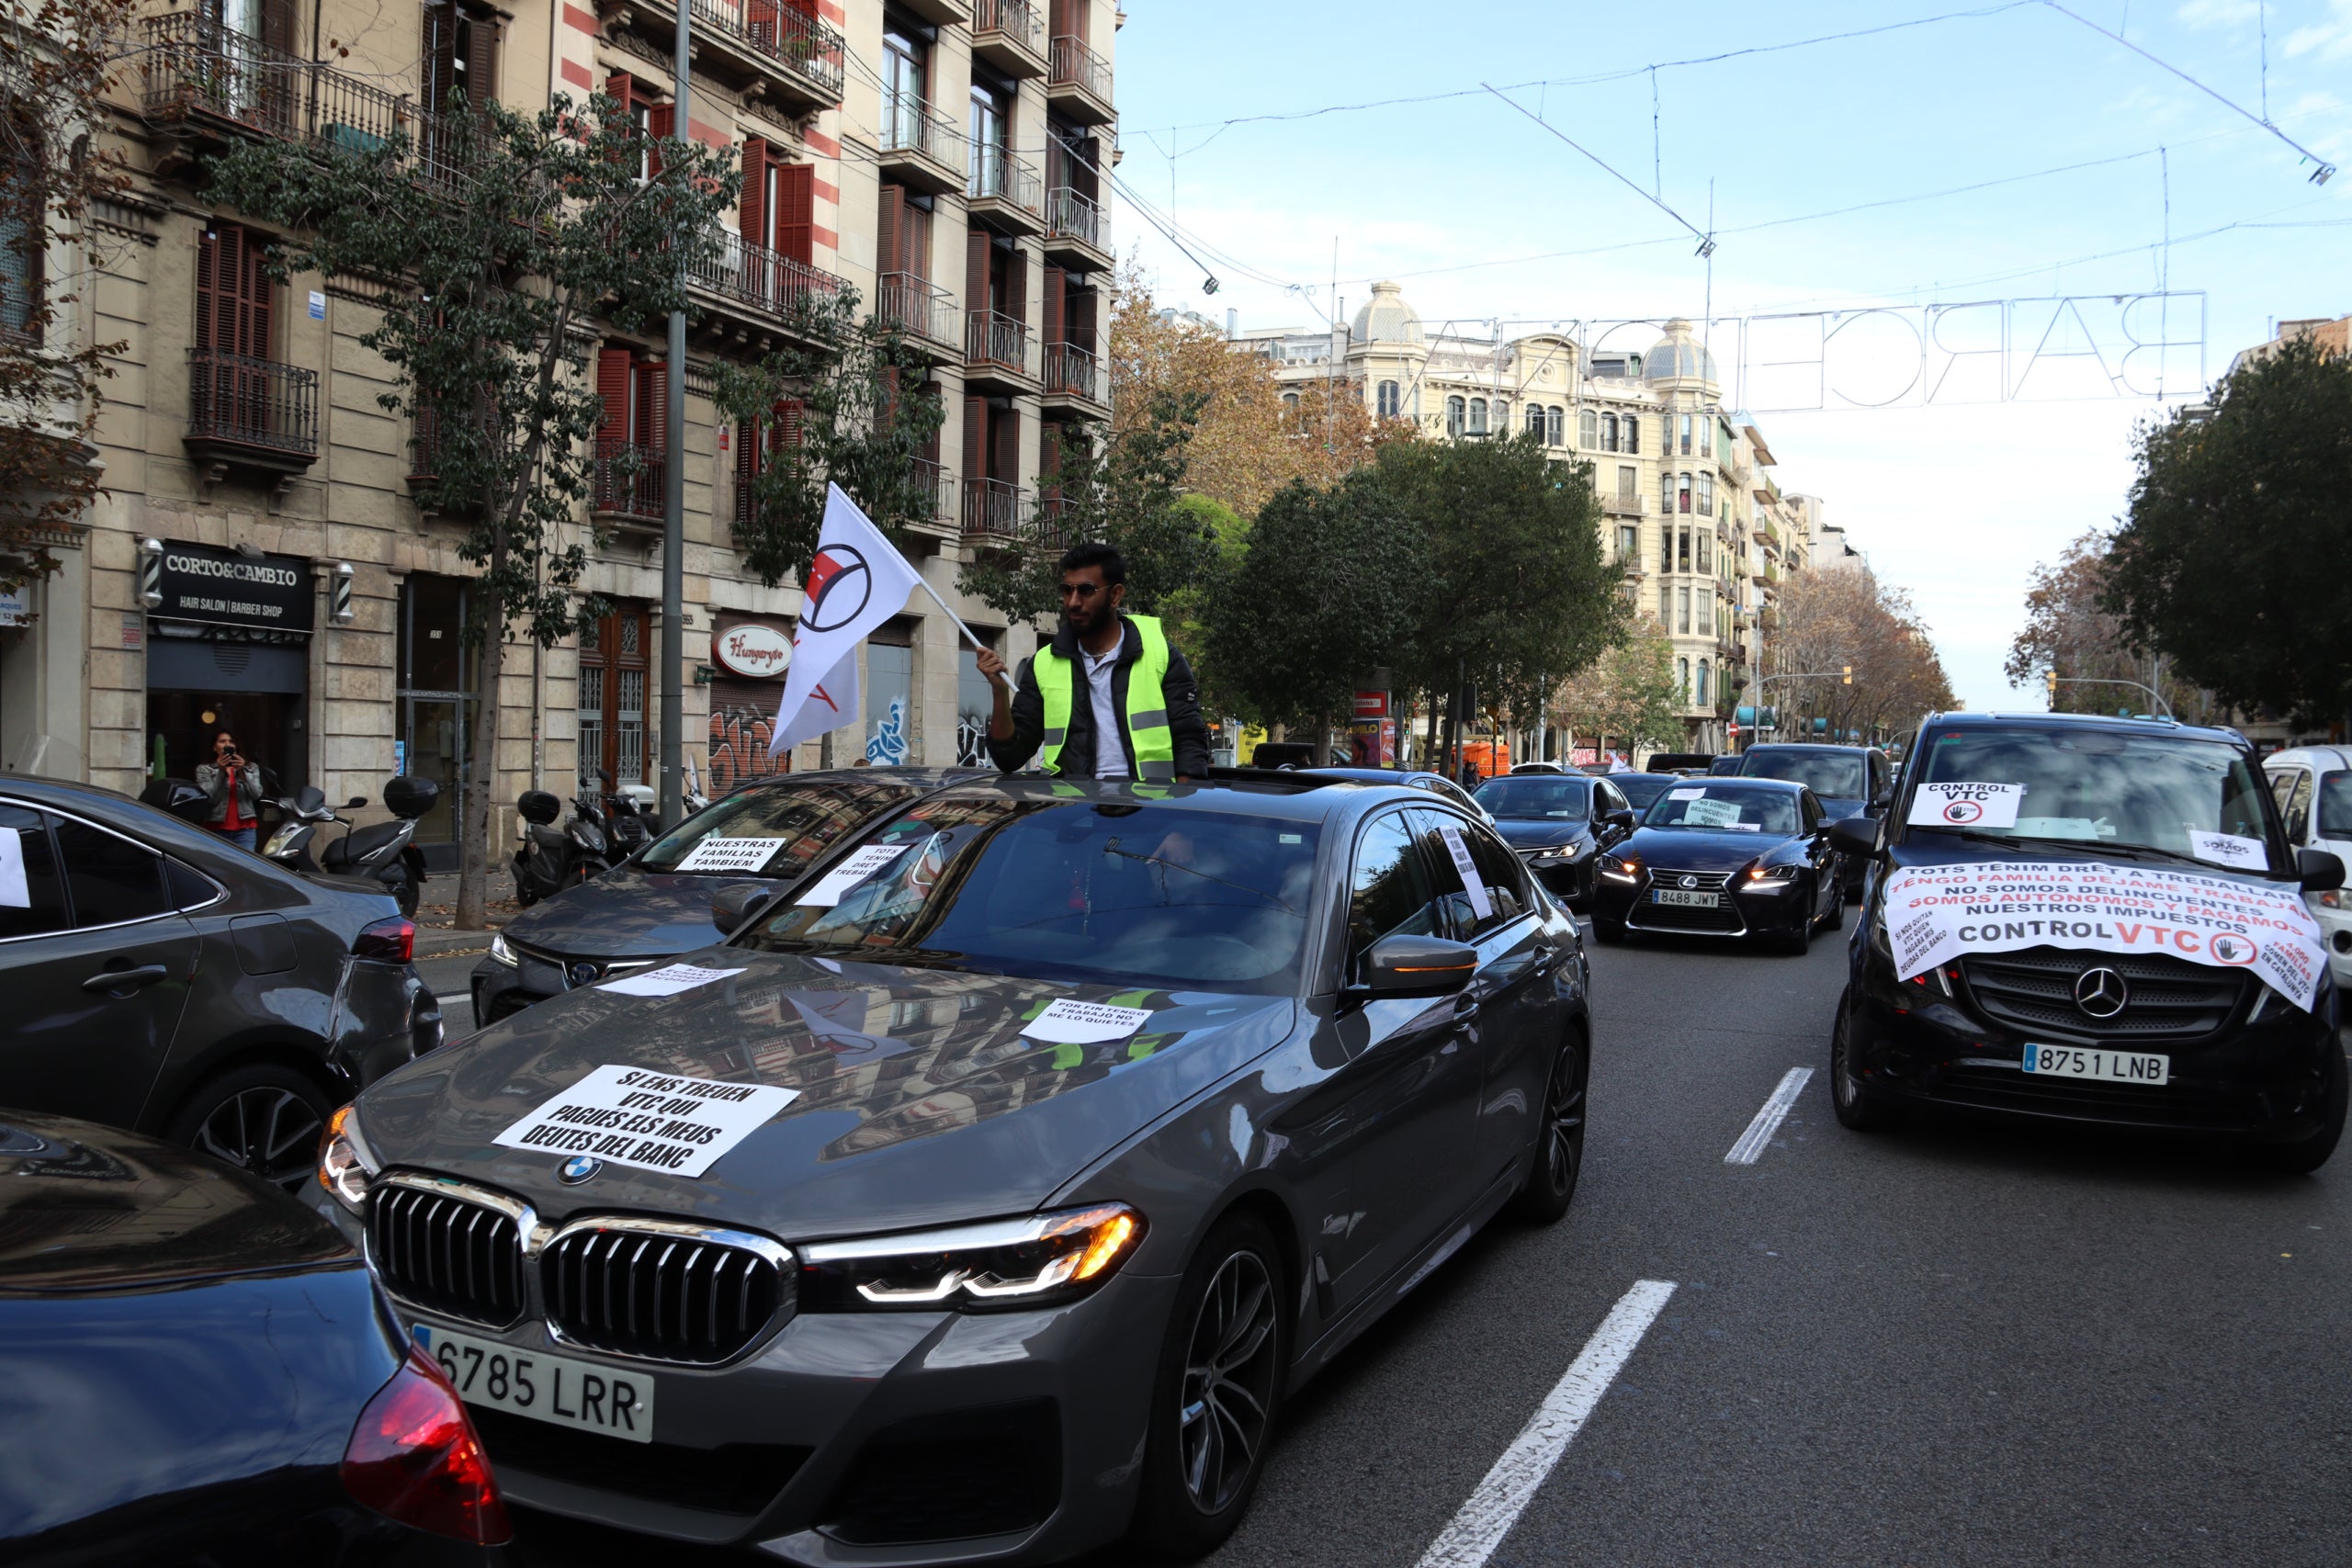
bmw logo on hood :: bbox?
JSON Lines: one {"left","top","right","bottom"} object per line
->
{"left": 558, "top": 1155, "right": 603, "bottom": 1185}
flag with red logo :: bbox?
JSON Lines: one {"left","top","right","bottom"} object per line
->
{"left": 766, "top": 485, "right": 924, "bottom": 758}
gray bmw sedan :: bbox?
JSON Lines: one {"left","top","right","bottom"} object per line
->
{"left": 316, "top": 773, "right": 1593, "bottom": 1562}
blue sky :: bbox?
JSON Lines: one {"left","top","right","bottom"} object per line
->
{"left": 1105, "top": 1, "right": 2350, "bottom": 713}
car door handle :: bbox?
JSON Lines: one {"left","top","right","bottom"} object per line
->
{"left": 1451, "top": 993, "right": 1481, "bottom": 1024}
{"left": 83, "top": 964, "right": 169, "bottom": 994}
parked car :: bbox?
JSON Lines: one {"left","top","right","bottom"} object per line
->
{"left": 1591, "top": 776, "right": 1846, "bottom": 952}
{"left": 2263, "top": 745, "right": 2352, "bottom": 989}
{"left": 1734, "top": 742, "right": 1894, "bottom": 894}
{"left": 1297, "top": 766, "right": 1497, "bottom": 825}
{"left": 322, "top": 773, "right": 1591, "bottom": 1562}
{"left": 0, "top": 775, "right": 438, "bottom": 1191}
{"left": 1829, "top": 712, "right": 2345, "bottom": 1170}
{"left": 1474, "top": 771, "right": 1637, "bottom": 905}
{"left": 0, "top": 1109, "right": 508, "bottom": 1563}
{"left": 474, "top": 768, "right": 981, "bottom": 1025}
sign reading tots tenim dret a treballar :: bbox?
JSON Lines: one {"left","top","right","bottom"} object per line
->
{"left": 1882, "top": 860, "right": 2327, "bottom": 1010}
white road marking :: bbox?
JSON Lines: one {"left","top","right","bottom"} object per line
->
{"left": 1415, "top": 1279, "right": 1678, "bottom": 1568}
{"left": 1725, "top": 1066, "right": 1814, "bottom": 1165}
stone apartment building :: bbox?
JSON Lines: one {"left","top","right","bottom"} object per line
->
{"left": 0, "top": 0, "right": 1115, "bottom": 866}
{"left": 1232, "top": 287, "right": 1842, "bottom": 752}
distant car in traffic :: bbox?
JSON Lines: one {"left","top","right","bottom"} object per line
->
{"left": 1591, "top": 777, "right": 1846, "bottom": 953}
{"left": 1607, "top": 771, "right": 1679, "bottom": 816}
{"left": 2263, "top": 745, "right": 2352, "bottom": 990}
{"left": 1733, "top": 742, "right": 1894, "bottom": 893}
{"left": 1509, "top": 761, "right": 1568, "bottom": 775}
{"left": 1643, "top": 752, "right": 1718, "bottom": 773}
{"left": 322, "top": 773, "right": 1592, "bottom": 1562}
{"left": 1475, "top": 772, "right": 1637, "bottom": 905}
{"left": 1297, "top": 766, "right": 1495, "bottom": 825}
{"left": 0, "top": 1109, "right": 508, "bottom": 1562}
{"left": 1830, "top": 712, "right": 2345, "bottom": 1171}
{"left": 0, "top": 775, "right": 438, "bottom": 1192}
{"left": 474, "top": 768, "right": 980, "bottom": 1024}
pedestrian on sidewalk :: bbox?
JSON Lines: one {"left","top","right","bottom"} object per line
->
{"left": 976, "top": 542, "right": 1212, "bottom": 782}
{"left": 196, "top": 731, "right": 264, "bottom": 850}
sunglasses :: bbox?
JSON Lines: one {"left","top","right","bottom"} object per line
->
{"left": 1059, "top": 581, "right": 1107, "bottom": 600}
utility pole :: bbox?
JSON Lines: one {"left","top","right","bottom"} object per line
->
{"left": 659, "top": 0, "right": 689, "bottom": 827}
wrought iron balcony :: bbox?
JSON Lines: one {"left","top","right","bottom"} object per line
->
{"left": 967, "top": 141, "right": 1044, "bottom": 231}
{"left": 1046, "top": 34, "right": 1114, "bottom": 122}
{"left": 876, "top": 272, "right": 959, "bottom": 352}
{"left": 1044, "top": 185, "right": 1109, "bottom": 260}
{"left": 615, "top": 0, "right": 844, "bottom": 108}
{"left": 592, "top": 440, "right": 666, "bottom": 525}
{"left": 877, "top": 94, "right": 966, "bottom": 191}
{"left": 966, "top": 310, "right": 1033, "bottom": 382}
{"left": 685, "top": 231, "right": 845, "bottom": 336}
{"left": 970, "top": 0, "right": 1046, "bottom": 75}
{"left": 1600, "top": 492, "right": 1648, "bottom": 516}
{"left": 961, "top": 477, "right": 1030, "bottom": 545}
{"left": 1043, "top": 341, "right": 1102, "bottom": 406}
{"left": 910, "top": 458, "right": 956, "bottom": 529}
{"left": 185, "top": 349, "right": 318, "bottom": 469}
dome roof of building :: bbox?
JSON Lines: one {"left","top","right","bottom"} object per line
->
{"left": 1351, "top": 280, "right": 1424, "bottom": 345}
{"left": 1645, "top": 317, "right": 1719, "bottom": 383}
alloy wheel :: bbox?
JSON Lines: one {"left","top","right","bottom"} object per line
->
{"left": 1178, "top": 1249, "right": 1281, "bottom": 1516}
{"left": 193, "top": 1087, "right": 324, "bottom": 1192}
{"left": 1543, "top": 1042, "right": 1588, "bottom": 1197}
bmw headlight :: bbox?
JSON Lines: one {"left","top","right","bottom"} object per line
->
{"left": 316, "top": 1104, "right": 378, "bottom": 1213}
{"left": 1600, "top": 853, "right": 1640, "bottom": 884}
{"left": 797, "top": 1203, "right": 1145, "bottom": 1313}
{"left": 489, "top": 933, "right": 519, "bottom": 966}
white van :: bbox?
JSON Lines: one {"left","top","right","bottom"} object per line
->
{"left": 2264, "top": 745, "right": 2352, "bottom": 987}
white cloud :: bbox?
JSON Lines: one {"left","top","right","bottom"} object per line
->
{"left": 2286, "top": 1, "right": 2352, "bottom": 61}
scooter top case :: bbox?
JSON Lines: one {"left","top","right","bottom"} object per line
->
{"left": 382, "top": 774, "right": 440, "bottom": 819}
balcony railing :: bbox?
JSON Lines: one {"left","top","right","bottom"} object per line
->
{"left": 686, "top": 231, "right": 846, "bottom": 326}
{"left": 592, "top": 440, "right": 666, "bottom": 524}
{"left": 966, "top": 310, "right": 1031, "bottom": 377}
{"left": 961, "top": 477, "right": 1030, "bottom": 543}
{"left": 910, "top": 458, "right": 956, "bottom": 526}
{"left": 972, "top": 0, "right": 1044, "bottom": 52}
{"left": 719, "top": 0, "right": 845, "bottom": 98}
{"left": 880, "top": 94, "right": 966, "bottom": 168}
{"left": 1044, "top": 341, "right": 1101, "bottom": 403}
{"left": 1048, "top": 33, "right": 1112, "bottom": 104}
{"left": 967, "top": 141, "right": 1043, "bottom": 216}
{"left": 187, "top": 349, "right": 318, "bottom": 460}
{"left": 1600, "top": 492, "right": 1647, "bottom": 516}
{"left": 876, "top": 272, "right": 958, "bottom": 347}
{"left": 1046, "top": 185, "right": 1107, "bottom": 252}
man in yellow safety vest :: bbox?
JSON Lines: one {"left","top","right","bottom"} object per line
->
{"left": 975, "top": 542, "right": 1212, "bottom": 781}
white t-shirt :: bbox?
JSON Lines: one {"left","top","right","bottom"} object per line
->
{"left": 1082, "top": 643, "right": 1129, "bottom": 779}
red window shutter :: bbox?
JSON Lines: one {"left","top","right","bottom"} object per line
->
{"left": 1042, "top": 265, "right": 1064, "bottom": 345}
{"left": 737, "top": 416, "right": 758, "bottom": 496}
{"left": 903, "top": 202, "right": 932, "bottom": 283}
{"left": 596, "top": 348, "right": 632, "bottom": 444}
{"left": 646, "top": 104, "right": 673, "bottom": 178}
{"left": 194, "top": 228, "right": 219, "bottom": 352}
{"left": 243, "top": 233, "right": 272, "bottom": 359}
{"left": 773, "top": 397, "right": 806, "bottom": 455}
{"left": 876, "top": 183, "right": 900, "bottom": 276}
{"left": 773, "top": 162, "right": 813, "bottom": 265}
{"left": 638, "top": 361, "right": 667, "bottom": 449}
{"left": 605, "top": 71, "right": 633, "bottom": 115}
{"left": 966, "top": 226, "right": 990, "bottom": 311}
{"left": 962, "top": 396, "right": 985, "bottom": 480}
{"left": 741, "top": 137, "right": 768, "bottom": 244}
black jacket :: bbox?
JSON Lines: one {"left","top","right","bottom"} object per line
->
{"left": 987, "top": 616, "right": 1214, "bottom": 780}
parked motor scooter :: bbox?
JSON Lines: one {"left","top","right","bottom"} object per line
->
{"left": 599, "top": 769, "right": 657, "bottom": 858}
{"left": 512, "top": 786, "right": 613, "bottom": 908}
{"left": 262, "top": 775, "right": 437, "bottom": 917}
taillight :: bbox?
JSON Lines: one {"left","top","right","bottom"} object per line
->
{"left": 354, "top": 917, "right": 414, "bottom": 964}
{"left": 341, "top": 1348, "right": 511, "bottom": 1545}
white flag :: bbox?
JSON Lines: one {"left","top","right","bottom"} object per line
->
{"left": 767, "top": 485, "right": 922, "bottom": 758}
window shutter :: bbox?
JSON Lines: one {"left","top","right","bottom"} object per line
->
{"left": 646, "top": 104, "right": 673, "bottom": 178}
{"left": 773, "top": 162, "right": 814, "bottom": 264}
{"left": 966, "top": 226, "right": 990, "bottom": 312}
{"left": 1041, "top": 265, "right": 1064, "bottom": 345}
{"left": 1005, "top": 246, "right": 1027, "bottom": 324}
{"left": 597, "top": 347, "right": 632, "bottom": 444}
{"left": 741, "top": 138, "right": 768, "bottom": 244}
{"left": 260, "top": 0, "right": 295, "bottom": 53}
{"left": 638, "top": 361, "right": 667, "bottom": 450}
{"left": 1070, "top": 286, "right": 1097, "bottom": 351}
{"left": 962, "top": 396, "right": 985, "bottom": 480}
{"left": 243, "top": 231, "right": 272, "bottom": 360}
{"left": 194, "top": 228, "right": 219, "bottom": 353}
{"left": 875, "top": 183, "right": 899, "bottom": 276}
{"left": 1040, "top": 423, "right": 1060, "bottom": 482}
{"left": 463, "top": 11, "right": 499, "bottom": 107}
{"left": 773, "top": 396, "right": 806, "bottom": 452}
{"left": 991, "top": 403, "right": 1018, "bottom": 480}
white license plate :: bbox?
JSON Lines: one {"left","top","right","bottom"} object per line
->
{"left": 412, "top": 1323, "right": 655, "bottom": 1443}
{"left": 1653, "top": 889, "right": 1719, "bottom": 908}
{"left": 2021, "top": 1043, "right": 2171, "bottom": 1086}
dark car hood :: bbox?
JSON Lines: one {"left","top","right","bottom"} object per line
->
{"left": 1625, "top": 826, "right": 1800, "bottom": 871}
{"left": 356, "top": 951, "right": 1297, "bottom": 1238}
{"left": 500, "top": 867, "right": 792, "bottom": 960}
{"left": 1489, "top": 818, "right": 1596, "bottom": 851}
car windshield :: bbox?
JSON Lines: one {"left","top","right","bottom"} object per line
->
{"left": 636, "top": 778, "right": 922, "bottom": 877}
{"left": 739, "top": 796, "right": 1323, "bottom": 994}
{"left": 1742, "top": 750, "right": 1867, "bottom": 798}
{"left": 1611, "top": 773, "right": 1673, "bottom": 809}
{"left": 1911, "top": 728, "right": 2287, "bottom": 870}
{"left": 1474, "top": 777, "right": 1590, "bottom": 821}
{"left": 1643, "top": 784, "right": 1801, "bottom": 834}
{"left": 2320, "top": 773, "right": 2352, "bottom": 840}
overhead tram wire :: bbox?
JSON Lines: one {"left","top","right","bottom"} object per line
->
{"left": 1483, "top": 85, "right": 1714, "bottom": 256}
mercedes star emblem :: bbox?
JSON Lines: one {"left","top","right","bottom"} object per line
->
{"left": 2073, "top": 966, "right": 2129, "bottom": 1020}
{"left": 1679, "top": 874, "right": 1699, "bottom": 889}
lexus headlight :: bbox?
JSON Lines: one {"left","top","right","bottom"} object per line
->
{"left": 797, "top": 1203, "right": 1145, "bottom": 1313}
{"left": 1600, "top": 853, "right": 1640, "bottom": 884}
{"left": 1746, "top": 863, "right": 1801, "bottom": 883}
{"left": 488, "top": 933, "right": 519, "bottom": 966}
{"left": 316, "top": 1104, "right": 378, "bottom": 1213}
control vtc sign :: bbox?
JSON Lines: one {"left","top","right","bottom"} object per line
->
{"left": 154, "top": 543, "right": 315, "bottom": 635}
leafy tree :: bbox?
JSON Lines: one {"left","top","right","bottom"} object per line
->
{"left": 1555, "top": 615, "right": 1683, "bottom": 756}
{"left": 1201, "top": 472, "right": 1425, "bottom": 750}
{"left": 712, "top": 291, "right": 944, "bottom": 584}
{"left": 2105, "top": 336, "right": 2352, "bottom": 727}
{"left": 206, "top": 90, "right": 737, "bottom": 926}
{"left": 1770, "top": 566, "right": 1955, "bottom": 742}
{"left": 2005, "top": 529, "right": 2221, "bottom": 723}
{"left": 1, "top": 0, "right": 136, "bottom": 592}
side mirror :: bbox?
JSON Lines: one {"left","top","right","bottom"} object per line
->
{"left": 1827, "top": 817, "right": 1881, "bottom": 859}
{"left": 1359, "top": 933, "right": 1478, "bottom": 998}
{"left": 2299, "top": 848, "right": 2345, "bottom": 894}
{"left": 711, "top": 882, "right": 779, "bottom": 933}
{"left": 1606, "top": 809, "right": 1635, "bottom": 833}
{"left": 345, "top": 795, "right": 368, "bottom": 810}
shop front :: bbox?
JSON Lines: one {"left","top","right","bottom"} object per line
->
{"left": 707, "top": 614, "right": 792, "bottom": 795}
{"left": 142, "top": 541, "right": 313, "bottom": 802}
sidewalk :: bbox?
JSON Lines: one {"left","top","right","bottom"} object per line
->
{"left": 412, "top": 863, "right": 521, "bottom": 959}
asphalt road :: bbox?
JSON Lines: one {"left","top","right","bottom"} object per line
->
{"left": 477, "top": 917, "right": 2352, "bottom": 1566}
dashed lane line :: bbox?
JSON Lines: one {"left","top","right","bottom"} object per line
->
{"left": 1724, "top": 1066, "right": 1814, "bottom": 1165}
{"left": 1414, "top": 1280, "right": 1678, "bottom": 1568}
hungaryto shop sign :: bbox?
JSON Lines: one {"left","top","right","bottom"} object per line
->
{"left": 1883, "top": 860, "right": 2327, "bottom": 1010}
{"left": 154, "top": 544, "right": 315, "bottom": 635}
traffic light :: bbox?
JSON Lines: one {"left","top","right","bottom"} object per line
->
{"left": 1841, "top": 665, "right": 1852, "bottom": 686}
{"left": 2046, "top": 669, "right": 2059, "bottom": 705}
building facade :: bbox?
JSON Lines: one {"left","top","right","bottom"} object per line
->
{"left": 0, "top": 0, "right": 1114, "bottom": 864}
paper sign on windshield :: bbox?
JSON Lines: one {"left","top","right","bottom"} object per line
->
{"left": 1880, "top": 860, "right": 2325, "bottom": 1010}
{"left": 1908, "top": 782, "right": 2024, "bottom": 829}
{"left": 1022, "top": 997, "right": 1155, "bottom": 1044}
{"left": 493, "top": 1064, "right": 798, "bottom": 1177}
{"left": 1435, "top": 823, "right": 1494, "bottom": 919}
{"left": 1683, "top": 798, "right": 1741, "bottom": 829}
{"left": 674, "top": 835, "right": 790, "bottom": 874}
{"left": 600, "top": 963, "right": 745, "bottom": 998}
{"left": 796, "top": 843, "right": 910, "bottom": 907}
{"left": 2189, "top": 831, "right": 2267, "bottom": 871}
{"left": 0, "top": 829, "right": 27, "bottom": 908}
{"left": 1668, "top": 787, "right": 1704, "bottom": 801}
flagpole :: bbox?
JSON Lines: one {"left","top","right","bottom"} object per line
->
{"left": 910, "top": 569, "right": 1018, "bottom": 694}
